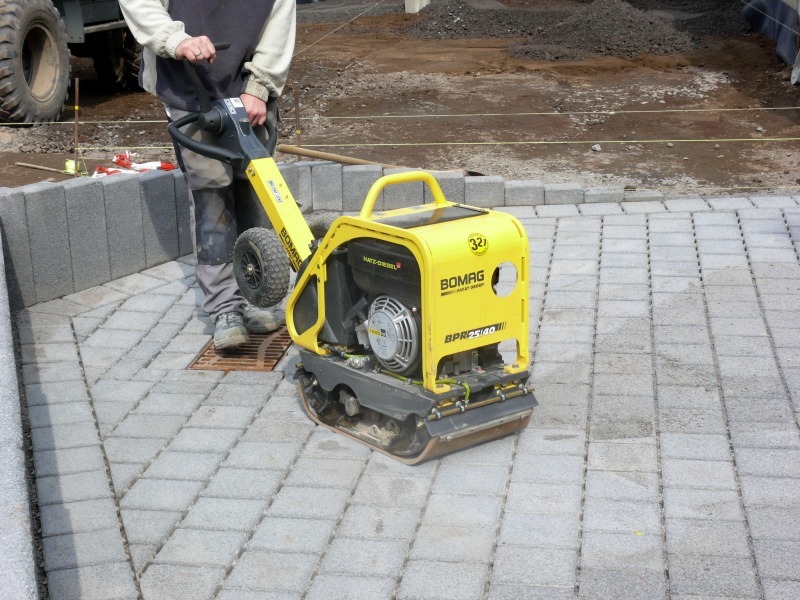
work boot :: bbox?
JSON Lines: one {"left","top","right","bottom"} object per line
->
{"left": 214, "top": 311, "right": 250, "bottom": 351}
{"left": 243, "top": 304, "right": 280, "bottom": 334}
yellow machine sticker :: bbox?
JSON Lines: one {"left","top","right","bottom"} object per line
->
{"left": 440, "top": 270, "right": 485, "bottom": 296}
{"left": 363, "top": 256, "right": 401, "bottom": 271}
{"left": 279, "top": 227, "right": 302, "bottom": 270}
{"left": 468, "top": 233, "right": 489, "bottom": 256}
{"left": 445, "top": 322, "right": 506, "bottom": 343}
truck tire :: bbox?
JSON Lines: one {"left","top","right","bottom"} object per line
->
{"left": 88, "top": 28, "right": 141, "bottom": 92}
{"left": 0, "top": 0, "right": 70, "bottom": 123}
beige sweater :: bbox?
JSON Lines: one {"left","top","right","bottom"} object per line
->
{"left": 118, "top": 0, "right": 296, "bottom": 101}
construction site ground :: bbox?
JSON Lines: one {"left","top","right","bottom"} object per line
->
{"left": 0, "top": 0, "right": 798, "bottom": 196}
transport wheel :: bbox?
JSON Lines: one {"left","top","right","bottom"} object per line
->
{"left": 0, "top": 0, "right": 70, "bottom": 123}
{"left": 233, "top": 227, "right": 291, "bottom": 307}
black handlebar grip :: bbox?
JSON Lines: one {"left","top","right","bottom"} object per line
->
{"left": 167, "top": 113, "right": 243, "bottom": 166}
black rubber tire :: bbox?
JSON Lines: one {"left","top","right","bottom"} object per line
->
{"left": 307, "top": 212, "right": 339, "bottom": 240}
{"left": 234, "top": 227, "right": 291, "bottom": 308}
{"left": 89, "top": 28, "right": 142, "bottom": 92}
{"left": 0, "top": 0, "right": 69, "bottom": 123}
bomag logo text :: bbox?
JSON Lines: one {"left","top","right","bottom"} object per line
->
{"left": 440, "top": 270, "right": 485, "bottom": 294}
{"left": 279, "top": 227, "right": 302, "bottom": 269}
{"left": 363, "top": 256, "right": 399, "bottom": 271}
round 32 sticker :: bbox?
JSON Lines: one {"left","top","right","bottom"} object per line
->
{"left": 468, "top": 233, "right": 488, "bottom": 256}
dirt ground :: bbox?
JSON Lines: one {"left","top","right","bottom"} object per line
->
{"left": 1, "top": 0, "right": 798, "bottom": 196}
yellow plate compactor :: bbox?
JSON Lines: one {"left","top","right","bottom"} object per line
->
{"left": 168, "top": 71, "right": 537, "bottom": 464}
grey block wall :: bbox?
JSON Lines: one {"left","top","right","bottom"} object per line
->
{"left": 0, "top": 188, "right": 35, "bottom": 309}
{"left": 102, "top": 174, "right": 146, "bottom": 279}
{"left": 140, "top": 170, "right": 179, "bottom": 267}
{"left": 24, "top": 182, "right": 73, "bottom": 303}
{"left": 63, "top": 178, "right": 112, "bottom": 291}
{"left": 0, "top": 230, "right": 39, "bottom": 599}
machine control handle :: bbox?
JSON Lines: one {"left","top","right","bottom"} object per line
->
{"left": 359, "top": 171, "right": 451, "bottom": 219}
{"left": 167, "top": 112, "right": 244, "bottom": 166}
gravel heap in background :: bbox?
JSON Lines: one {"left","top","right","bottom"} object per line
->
{"left": 404, "top": 1, "right": 571, "bottom": 38}
{"left": 408, "top": 0, "right": 749, "bottom": 59}
{"left": 511, "top": 0, "right": 694, "bottom": 60}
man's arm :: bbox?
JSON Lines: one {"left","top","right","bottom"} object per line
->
{"left": 118, "top": 0, "right": 190, "bottom": 58}
{"left": 242, "top": 0, "right": 297, "bottom": 101}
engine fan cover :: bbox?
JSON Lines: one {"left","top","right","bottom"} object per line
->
{"left": 367, "top": 295, "right": 419, "bottom": 374}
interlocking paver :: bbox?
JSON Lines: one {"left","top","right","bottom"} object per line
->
{"left": 19, "top": 202, "right": 800, "bottom": 598}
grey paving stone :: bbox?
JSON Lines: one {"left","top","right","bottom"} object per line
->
{"left": 202, "top": 467, "right": 283, "bottom": 500}
{"left": 22, "top": 360, "right": 84, "bottom": 385}
{"left": 669, "top": 555, "right": 759, "bottom": 597}
{"left": 223, "top": 441, "right": 302, "bottom": 471}
{"left": 143, "top": 451, "right": 224, "bottom": 481}
{"left": 39, "top": 498, "right": 119, "bottom": 538}
{"left": 46, "top": 562, "right": 137, "bottom": 600}
{"left": 110, "top": 414, "right": 184, "bottom": 440}
{"left": 753, "top": 539, "right": 800, "bottom": 579}
{"left": 585, "top": 471, "right": 659, "bottom": 502}
{"left": 587, "top": 442, "right": 657, "bottom": 473}
{"left": 487, "top": 583, "right": 573, "bottom": 600}
{"left": 33, "top": 445, "right": 106, "bottom": 478}
{"left": 27, "top": 401, "right": 94, "bottom": 429}
{"left": 336, "top": 505, "right": 419, "bottom": 541}
{"left": 658, "top": 408, "right": 726, "bottom": 435}
{"left": 515, "top": 428, "right": 583, "bottom": 457}
{"left": 139, "top": 564, "right": 226, "bottom": 600}
{"left": 660, "top": 433, "right": 731, "bottom": 462}
{"left": 31, "top": 422, "right": 100, "bottom": 451}
{"left": 351, "top": 474, "right": 430, "bottom": 508}
{"left": 109, "top": 462, "right": 145, "bottom": 495}
{"left": 184, "top": 405, "right": 258, "bottom": 430}
{"left": 536, "top": 204, "right": 580, "bottom": 218}
{"left": 121, "top": 509, "right": 182, "bottom": 545}
{"left": 42, "top": 527, "right": 128, "bottom": 571}
{"left": 169, "top": 427, "right": 242, "bottom": 453}
{"left": 734, "top": 448, "right": 800, "bottom": 478}
{"left": 284, "top": 457, "right": 364, "bottom": 489}
{"left": 492, "top": 546, "right": 576, "bottom": 586}
{"left": 105, "top": 272, "right": 165, "bottom": 296}
{"left": 398, "top": 560, "right": 487, "bottom": 600}
{"left": 225, "top": 550, "right": 317, "bottom": 593}
{"left": 139, "top": 170, "right": 180, "bottom": 267}
{"left": 431, "top": 462, "right": 508, "bottom": 496}
{"left": 267, "top": 486, "right": 351, "bottom": 520}
{"left": 583, "top": 499, "right": 661, "bottom": 534}
{"left": 578, "top": 567, "right": 666, "bottom": 600}
{"left": 419, "top": 494, "right": 501, "bottom": 532}
{"left": 409, "top": 524, "right": 496, "bottom": 563}
{"left": 120, "top": 479, "right": 204, "bottom": 511}
{"left": 306, "top": 574, "right": 396, "bottom": 600}
{"left": 746, "top": 505, "right": 800, "bottom": 540}
{"left": 763, "top": 579, "right": 800, "bottom": 600}
{"left": 63, "top": 178, "right": 113, "bottom": 292}
{"left": 321, "top": 537, "right": 407, "bottom": 577}
{"left": 465, "top": 175, "right": 505, "bottom": 208}
{"left": 662, "top": 459, "right": 737, "bottom": 490}
{"left": 581, "top": 531, "right": 663, "bottom": 571}
{"left": 249, "top": 517, "right": 336, "bottom": 553}
{"left": 706, "top": 197, "right": 753, "bottom": 210}
{"left": 132, "top": 392, "right": 204, "bottom": 417}
{"left": 663, "top": 487, "right": 743, "bottom": 521}
{"left": 311, "top": 161, "right": 343, "bottom": 211}
{"left": 156, "top": 528, "right": 248, "bottom": 567}
{"left": 666, "top": 517, "right": 751, "bottom": 557}
{"left": 102, "top": 174, "right": 146, "bottom": 278}
{"left": 505, "top": 179, "right": 544, "bottom": 206}
{"left": 499, "top": 512, "right": 579, "bottom": 549}
{"left": 510, "top": 454, "right": 584, "bottom": 484}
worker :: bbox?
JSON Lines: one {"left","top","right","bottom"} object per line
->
{"left": 118, "top": 0, "right": 296, "bottom": 350}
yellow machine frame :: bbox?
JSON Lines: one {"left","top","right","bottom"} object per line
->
{"left": 246, "top": 159, "right": 530, "bottom": 395}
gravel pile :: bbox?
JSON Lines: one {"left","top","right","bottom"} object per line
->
{"left": 510, "top": 0, "right": 694, "bottom": 60}
{"left": 405, "top": 0, "right": 570, "bottom": 38}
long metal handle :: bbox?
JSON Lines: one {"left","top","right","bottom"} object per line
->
{"left": 167, "top": 113, "right": 243, "bottom": 165}
{"left": 359, "top": 171, "right": 450, "bottom": 219}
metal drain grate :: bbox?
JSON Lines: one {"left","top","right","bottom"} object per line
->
{"left": 189, "top": 325, "right": 293, "bottom": 372}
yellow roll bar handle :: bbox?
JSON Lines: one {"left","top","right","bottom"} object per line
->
{"left": 359, "top": 171, "right": 452, "bottom": 220}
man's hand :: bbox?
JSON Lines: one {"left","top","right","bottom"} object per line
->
{"left": 241, "top": 93, "right": 267, "bottom": 127}
{"left": 175, "top": 36, "right": 216, "bottom": 64}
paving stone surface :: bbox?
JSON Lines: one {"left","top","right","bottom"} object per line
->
{"left": 15, "top": 198, "right": 800, "bottom": 599}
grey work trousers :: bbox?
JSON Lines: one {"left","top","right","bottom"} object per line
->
{"left": 168, "top": 103, "right": 276, "bottom": 321}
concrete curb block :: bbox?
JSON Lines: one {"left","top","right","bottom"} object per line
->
{"left": 0, "top": 228, "right": 39, "bottom": 599}
{"left": 2, "top": 164, "right": 798, "bottom": 311}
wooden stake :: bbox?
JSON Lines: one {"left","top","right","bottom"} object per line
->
{"left": 293, "top": 81, "right": 301, "bottom": 148}
{"left": 73, "top": 77, "right": 80, "bottom": 176}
